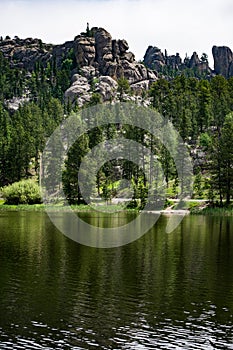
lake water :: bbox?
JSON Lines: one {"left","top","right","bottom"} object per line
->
{"left": 0, "top": 211, "right": 233, "bottom": 349}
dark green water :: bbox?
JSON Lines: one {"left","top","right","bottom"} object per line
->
{"left": 0, "top": 212, "right": 233, "bottom": 349}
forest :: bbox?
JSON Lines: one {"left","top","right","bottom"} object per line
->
{"left": 1, "top": 50, "right": 233, "bottom": 207}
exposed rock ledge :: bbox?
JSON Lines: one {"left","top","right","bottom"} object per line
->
{"left": 65, "top": 27, "right": 157, "bottom": 105}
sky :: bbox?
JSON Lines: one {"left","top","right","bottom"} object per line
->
{"left": 1, "top": 0, "right": 233, "bottom": 68}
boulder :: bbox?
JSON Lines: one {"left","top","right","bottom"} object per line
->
{"left": 116, "top": 61, "right": 148, "bottom": 84}
{"left": 65, "top": 75, "right": 90, "bottom": 105}
{"left": 147, "top": 69, "right": 157, "bottom": 82}
{"left": 95, "top": 76, "right": 118, "bottom": 101}
{"left": 6, "top": 96, "right": 30, "bottom": 111}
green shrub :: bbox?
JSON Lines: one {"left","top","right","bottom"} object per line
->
{"left": 1, "top": 179, "right": 42, "bottom": 205}
{"left": 126, "top": 199, "right": 140, "bottom": 209}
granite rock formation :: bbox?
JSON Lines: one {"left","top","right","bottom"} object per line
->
{"left": 73, "top": 27, "right": 157, "bottom": 85}
{"left": 1, "top": 29, "right": 233, "bottom": 107}
{"left": 212, "top": 46, "right": 233, "bottom": 78}
{"left": 0, "top": 28, "right": 158, "bottom": 105}
{"left": 143, "top": 45, "right": 211, "bottom": 77}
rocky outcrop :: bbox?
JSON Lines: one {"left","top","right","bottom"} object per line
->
{"left": 131, "top": 80, "right": 150, "bottom": 95}
{"left": 0, "top": 36, "right": 53, "bottom": 70}
{"left": 0, "top": 28, "right": 157, "bottom": 88}
{"left": 187, "top": 52, "right": 209, "bottom": 73}
{"left": 189, "top": 52, "right": 199, "bottom": 67}
{"left": 143, "top": 46, "right": 165, "bottom": 71}
{"left": 2, "top": 31, "right": 233, "bottom": 83}
{"left": 144, "top": 44, "right": 233, "bottom": 79}
{"left": 52, "top": 41, "right": 74, "bottom": 68}
{"left": 212, "top": 46, "right": 233, "bottom": 78}
{"left": 4, "top": 28, "right": 233, "bottom": 108}
{"left": 95, "top": 76, "right": 118, "bottom": 101}
{"left": 74, "top": 37, "right": 96, "bottom": 67}
{"left": 0, "top": 28, "right": 157, "bottom": 106}
{"left": 66, "top": 27, "right": 157, "bottom": 104}
{"left": 65, "top": 74, "right": 118, "bottom": 106}
{"left": 166, "top": 53, "right": 182, "bottom": 70}
{"left": 73, "top": 27, "right": 157, "bottom": 86}
{"left": 64, "top": 74, "right": 91, "bottom": 105}
{"left": 144, "top": 46, "right": 212, "bottom": 77}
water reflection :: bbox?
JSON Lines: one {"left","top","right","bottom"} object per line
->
{"left": 0, "top": 212, "right": 233, "bottom": 349}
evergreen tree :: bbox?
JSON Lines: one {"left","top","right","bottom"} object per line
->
{"left": 219, "top": 113, "right": 233, "bottom": 204}
{"left": 62, "top": 133, "right": 90, "bottom": 204}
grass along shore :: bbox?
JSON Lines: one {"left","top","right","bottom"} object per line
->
{"left": 1, "top": 200, "right": 233, "bottom": 215}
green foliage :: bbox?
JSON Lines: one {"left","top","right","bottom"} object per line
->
{"left": 126, "top": 199, "right": 140, "bottom": 209}
{"left": 1, "top": 43, "right": 233, "bottom": 208}
{"left": 62, "top": 133, "right": 90, "bottom": 204}
{"left": 208, "top": 112, "right": 233, "bottom": 204}
{"left": 193, "top": 170, "right": 203, "bottom": 198}
{"left": 1, "top": 179, "right": 42, "bottom": 205}
{"left": 117, "top": 77, "right": 131, "bottom": 101}
{"left": 0, "top": 52, "right": 26, "bottom": 100}
{"left": 88, "top": 93, "right": 102, "bottom": 106}
{"left": 199, "top": 132, "right": 212, "bottom": 149}
{"left": 200, "top": 53, "right": 208, "bottom": 63}
{"left": 101, "top": 183, "right": 113, "bottom": 203}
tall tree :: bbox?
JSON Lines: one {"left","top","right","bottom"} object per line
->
{"left": 219, "top": 113, "right": 233, "bottom": 204}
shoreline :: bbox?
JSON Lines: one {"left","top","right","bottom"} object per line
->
{"left": 0, "top": 203, "right": 233, "bottom": 216}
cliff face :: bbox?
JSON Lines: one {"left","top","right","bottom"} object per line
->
{"left": 212, "top": 46, "right": 233, "bottom": 78}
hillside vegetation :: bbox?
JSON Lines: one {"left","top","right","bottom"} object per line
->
{"left": 1, "top": 27, "right": 233, "bottom": 207}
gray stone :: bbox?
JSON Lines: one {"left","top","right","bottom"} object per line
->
{"left": 212, "top": 45, "right": 233, "bottom": 78}
{"left": 80, "top": 66, "right": 98, "bottom": 80}
{"left": 94, "top": 28, "right": 112, "bottom": 65}
{"left": 121, "top": 52, "right": 135, "bottom": 63}
{"left": 131, "top": 80, "right": 150, "bottom": 95}
{"left": 95, "top": 76, "right": 118, "bottom": 101}
{"left": 74, "top": 36, "right": 95, "bottom": 67}
{"left": 118, "top": 39, "right": 129, "bottom": 55}
{"left": 6, "top": 96, "right": 30, "bottom": 111}
{"left": 65, "top": 75, "right": 90, "bottom": 105}
{"left": 0, "top": 26, "right": 164, "bottom": 103}
{"left": 144, "top": 46, "right": 165, "bottom": 69}
{"left": 189, "top": 52, "right": 200, "bottom": 68}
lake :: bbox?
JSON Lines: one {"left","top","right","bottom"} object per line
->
{"left": 0, "top": 211, "right": 233, "bottom": 349}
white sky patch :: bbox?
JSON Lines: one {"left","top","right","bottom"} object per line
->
{"left": 1, "top": 0, "right": 233, "bottom": 68}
